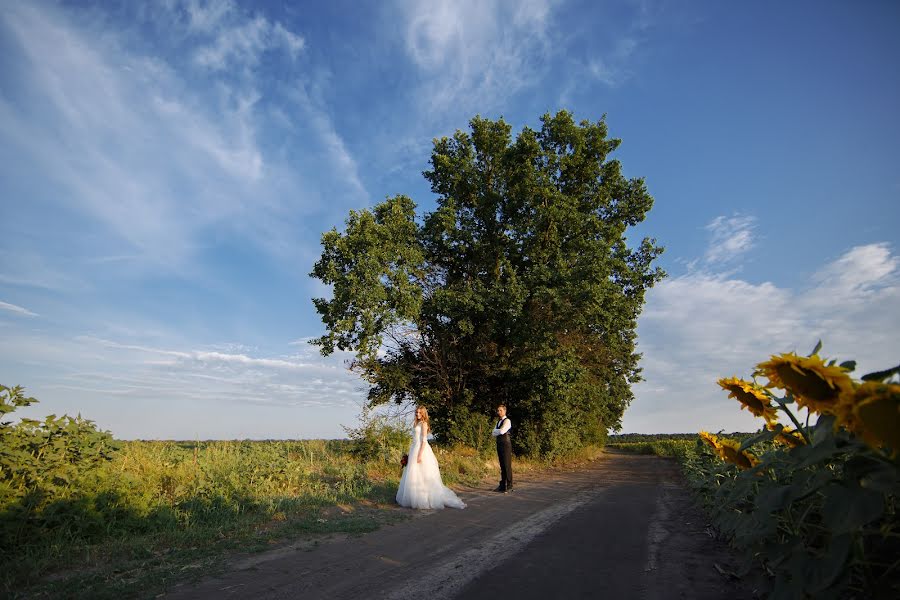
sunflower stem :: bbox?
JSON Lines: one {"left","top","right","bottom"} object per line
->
{"left": 778, "top": 401, "right": 811, "bottom": 444}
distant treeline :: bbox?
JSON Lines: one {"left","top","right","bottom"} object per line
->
{"left": 607, "top": 432, "right": 752, "bottom": 443}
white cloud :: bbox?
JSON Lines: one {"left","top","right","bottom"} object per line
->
{"left": 0, "top": 251, "right": 90, "bottom": 292}
{"left": 582, "top": 0, "right": 665, "bottom": 89}
{"left": 0, "top": 301, "right": 38, "bottom": 317}
{"left": 811, "top": 242, "right": 898, "bottom": 300}
{"left": 0, "top": 3, "right": 267, "bottom": 265}
{"left": 399, "top": 0, "right": 554, "bottom": 113}
{"left": 185, "top": 0, "right": 235, "bottom": 33}
{"left": 588, "top": 35, "right": 639, "bottom": 88}
{"left": 625, "top": 242, "right": 900, "bottom": 433}
{"left": 289, "top": 85, "right": 368, "bottom": 200}
{"left": 193, "top": 13, "right": 305, "bottom": 71}
{"left": 0, "top": 328, "right": 367, "bottom": 438}
{"left": 703, "top": 214, "right": 757, "bottom": 264}
{"left": 0, "top": 0, "right": 347, "bottom": 282}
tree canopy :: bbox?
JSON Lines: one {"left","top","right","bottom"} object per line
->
{"left": 311, "top": 111, "right": 665, "bottom": 457}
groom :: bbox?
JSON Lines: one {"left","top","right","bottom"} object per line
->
{"left": 491, "top": 404, "right": 513, "bottom": 493}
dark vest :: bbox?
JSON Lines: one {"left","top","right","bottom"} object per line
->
{"left": 496, "top": 417, "right": 511, "bottom": 440}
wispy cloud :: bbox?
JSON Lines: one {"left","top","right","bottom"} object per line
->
{"left": 288, "top": 84, "right": 368, "bottom": 201}
{"left": 583, "top": 0, "right": 663, "bottom": 88}
{"left": 627, "top": 242, "right": 899, "bottom": 433}
{"left": 811, "top": 242, "right": 898, "bottom": 300}
{"left": 0, "top": 250, "right": 90, "bottom": 292}
{"left": 1, "top": 328, "right": 366, "bottom": 438}
{"left": 1, "top": 2, "right": 269, "bottom": 267}
{"left": 0, "top": 301, "right": 38, "bottom": 317}
{"left": 399, "top": 0, "right": 555, "bottom": 114}
{"left": 703, "top": 214, "right": 757, "bottom": 264}
{"left": 184, "top": 0, "right": 235, "bottom": 32}
{"left": 0, "top": 0, "right": 347, "bottom": 280}
{"left": 588, "top": 36, "right": 639, "bottom": 87}
{"left": 192, "top": 11, "right": 305, "bottom": 71}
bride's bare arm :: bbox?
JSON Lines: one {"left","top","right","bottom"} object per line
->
{"left": 417, "top": 423, "right": 427, "bottom": 463}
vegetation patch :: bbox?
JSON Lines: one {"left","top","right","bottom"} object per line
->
{"left": 1, "top": 386, "right": 602, "bottom": 598}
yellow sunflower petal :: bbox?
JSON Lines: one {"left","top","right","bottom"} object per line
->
{"left": 718, "top": 438, "right": 760, "bottom": 469}
{"left": 755, "top": 352, "right": 854, "bottom": 414}
{"left": 850, "top": 382, "right": 900, "bottom": 452}
{"left": 775, "top": 427, "right": 806, "bottom": 448}
{"left": 718, "top": 377, "right": 779, "bottom": 423}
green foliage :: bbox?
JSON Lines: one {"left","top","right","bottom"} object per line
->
{"left": 342, "top": 406, "right": 410, "bottom": 461}
{"left": 311, "top": 111, "right": 665, "bottom": 457}
{"left": 0, "top": 384, "right": 120, "bottom": 516}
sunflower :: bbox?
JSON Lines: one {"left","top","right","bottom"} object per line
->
{"left": 717, "top": 377, "right": 779, "bottom": 423}
{"left": 717, "top": 438, "right": 761, "bottom": 470}
{"left": 849, "top": 382, "right": 900, "bottom": 453}
{"left": 769, "top": 425, "right": 806, "bottom": 448}
{"left": 698, "top": 431, "right": 721, "bottom": 454}
{"left": 755, "top": 352, "right": 855, "bottom": 415}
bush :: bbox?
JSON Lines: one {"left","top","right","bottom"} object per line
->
{"left": 342, "top": 406, "right": 410, "bottom": 462}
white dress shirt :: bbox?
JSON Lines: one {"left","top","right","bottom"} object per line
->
{"left": 492, "top": 417, "right": 511, "bottom": 436}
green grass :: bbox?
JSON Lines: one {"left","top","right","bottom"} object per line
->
{"left": 2, "top": 438, "right": 601, "bottom": 598}
{"left": 1, "top": 439, "right": 405, "bottom": 598}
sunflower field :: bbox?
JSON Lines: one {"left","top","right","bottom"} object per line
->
{"left": 685, "top": 342, "right": 899, "bottom": 599}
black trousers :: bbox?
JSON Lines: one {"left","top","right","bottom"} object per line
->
{"left": 496, "top": 435, "right": 513, "bottom": 490}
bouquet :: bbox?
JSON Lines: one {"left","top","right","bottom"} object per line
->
{"left": 400, "top": 453, "right": 408, "bottom": 467}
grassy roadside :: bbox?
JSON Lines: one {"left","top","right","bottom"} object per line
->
{"left": 4, "top": 440, "right": 604, "bottom": 599}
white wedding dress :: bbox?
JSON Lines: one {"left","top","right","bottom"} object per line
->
{"left": 396, "top": 423, "right": 466, "bottom": 509}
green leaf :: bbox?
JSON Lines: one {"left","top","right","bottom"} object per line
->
{"left": 811, "top": 414, "right": 837, "bottom": 445}
{"left": 858, "top": 462, "right": 900, "bottom": 493}
{"left": 810, "top": 340, "right": 823, "bottom": 356}
{"left": 756, "top": 484, "right": 794, "bottom": 513}
{"left": 806, "top": 534, "right": 852, "bottom": 594}
{"left": 792, "top": 437, "right": 841, "bottom": 469}
{"left": 861, "top": 363, "right": 900, "bottom": 382}
{"left": 838, "top": 360, "right": 856, "bottom": 372}
{"left": 822, "top": 483, "right": 884, "bottom": 533}
{"left": 738, "top": 426, "right": 778, "bottom": 452}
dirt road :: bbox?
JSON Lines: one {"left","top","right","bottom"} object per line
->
{"left": 165, "top": 451, "right": 763, "bottom": 599}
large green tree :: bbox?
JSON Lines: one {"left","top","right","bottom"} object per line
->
{"left": 311, "top": 111, "right": 665, "bottom": 457}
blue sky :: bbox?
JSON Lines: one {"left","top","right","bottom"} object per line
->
{"left": 1, "top": 0, "right": 898, "bottom": 439}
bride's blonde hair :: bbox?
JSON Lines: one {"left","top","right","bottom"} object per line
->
{"left": 414, "top": 405, "right": 429, "bottom": 428}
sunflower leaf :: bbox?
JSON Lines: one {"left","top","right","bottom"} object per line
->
{"left": 738, "top": 427, "right": 778, "bottom": 452}
{"left": 858, "top": 462, "right": 900, "bottom": 493}
{"left": 822, "top": 483, "right": 883, "bottom": 533}
{"left": 810, "top": 340, "right": 823, "bottom": 356}
{"left": 838, "top": 360, "right": 856, "bottom": 372}
{"left": 756, "top": 484, "right": 794, "bottom": 513}
{"left": 861, "top": 363, "right": 900, "bottom": 382}
{"left": 791, "top": 437, "right": 841, "bottom": 469}
{"left": 806, "top": 533, "right": 852, "bottom": 594}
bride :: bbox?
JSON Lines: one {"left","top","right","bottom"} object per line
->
{"left": 396, "top": 406, "right": 466, "bottom": 510}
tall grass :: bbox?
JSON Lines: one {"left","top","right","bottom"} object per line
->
{"left": 2, "top": 439, "right": 402, "bottom": 598}
{"left": 4, "top": 434, "right": 584, "bottom": 598}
